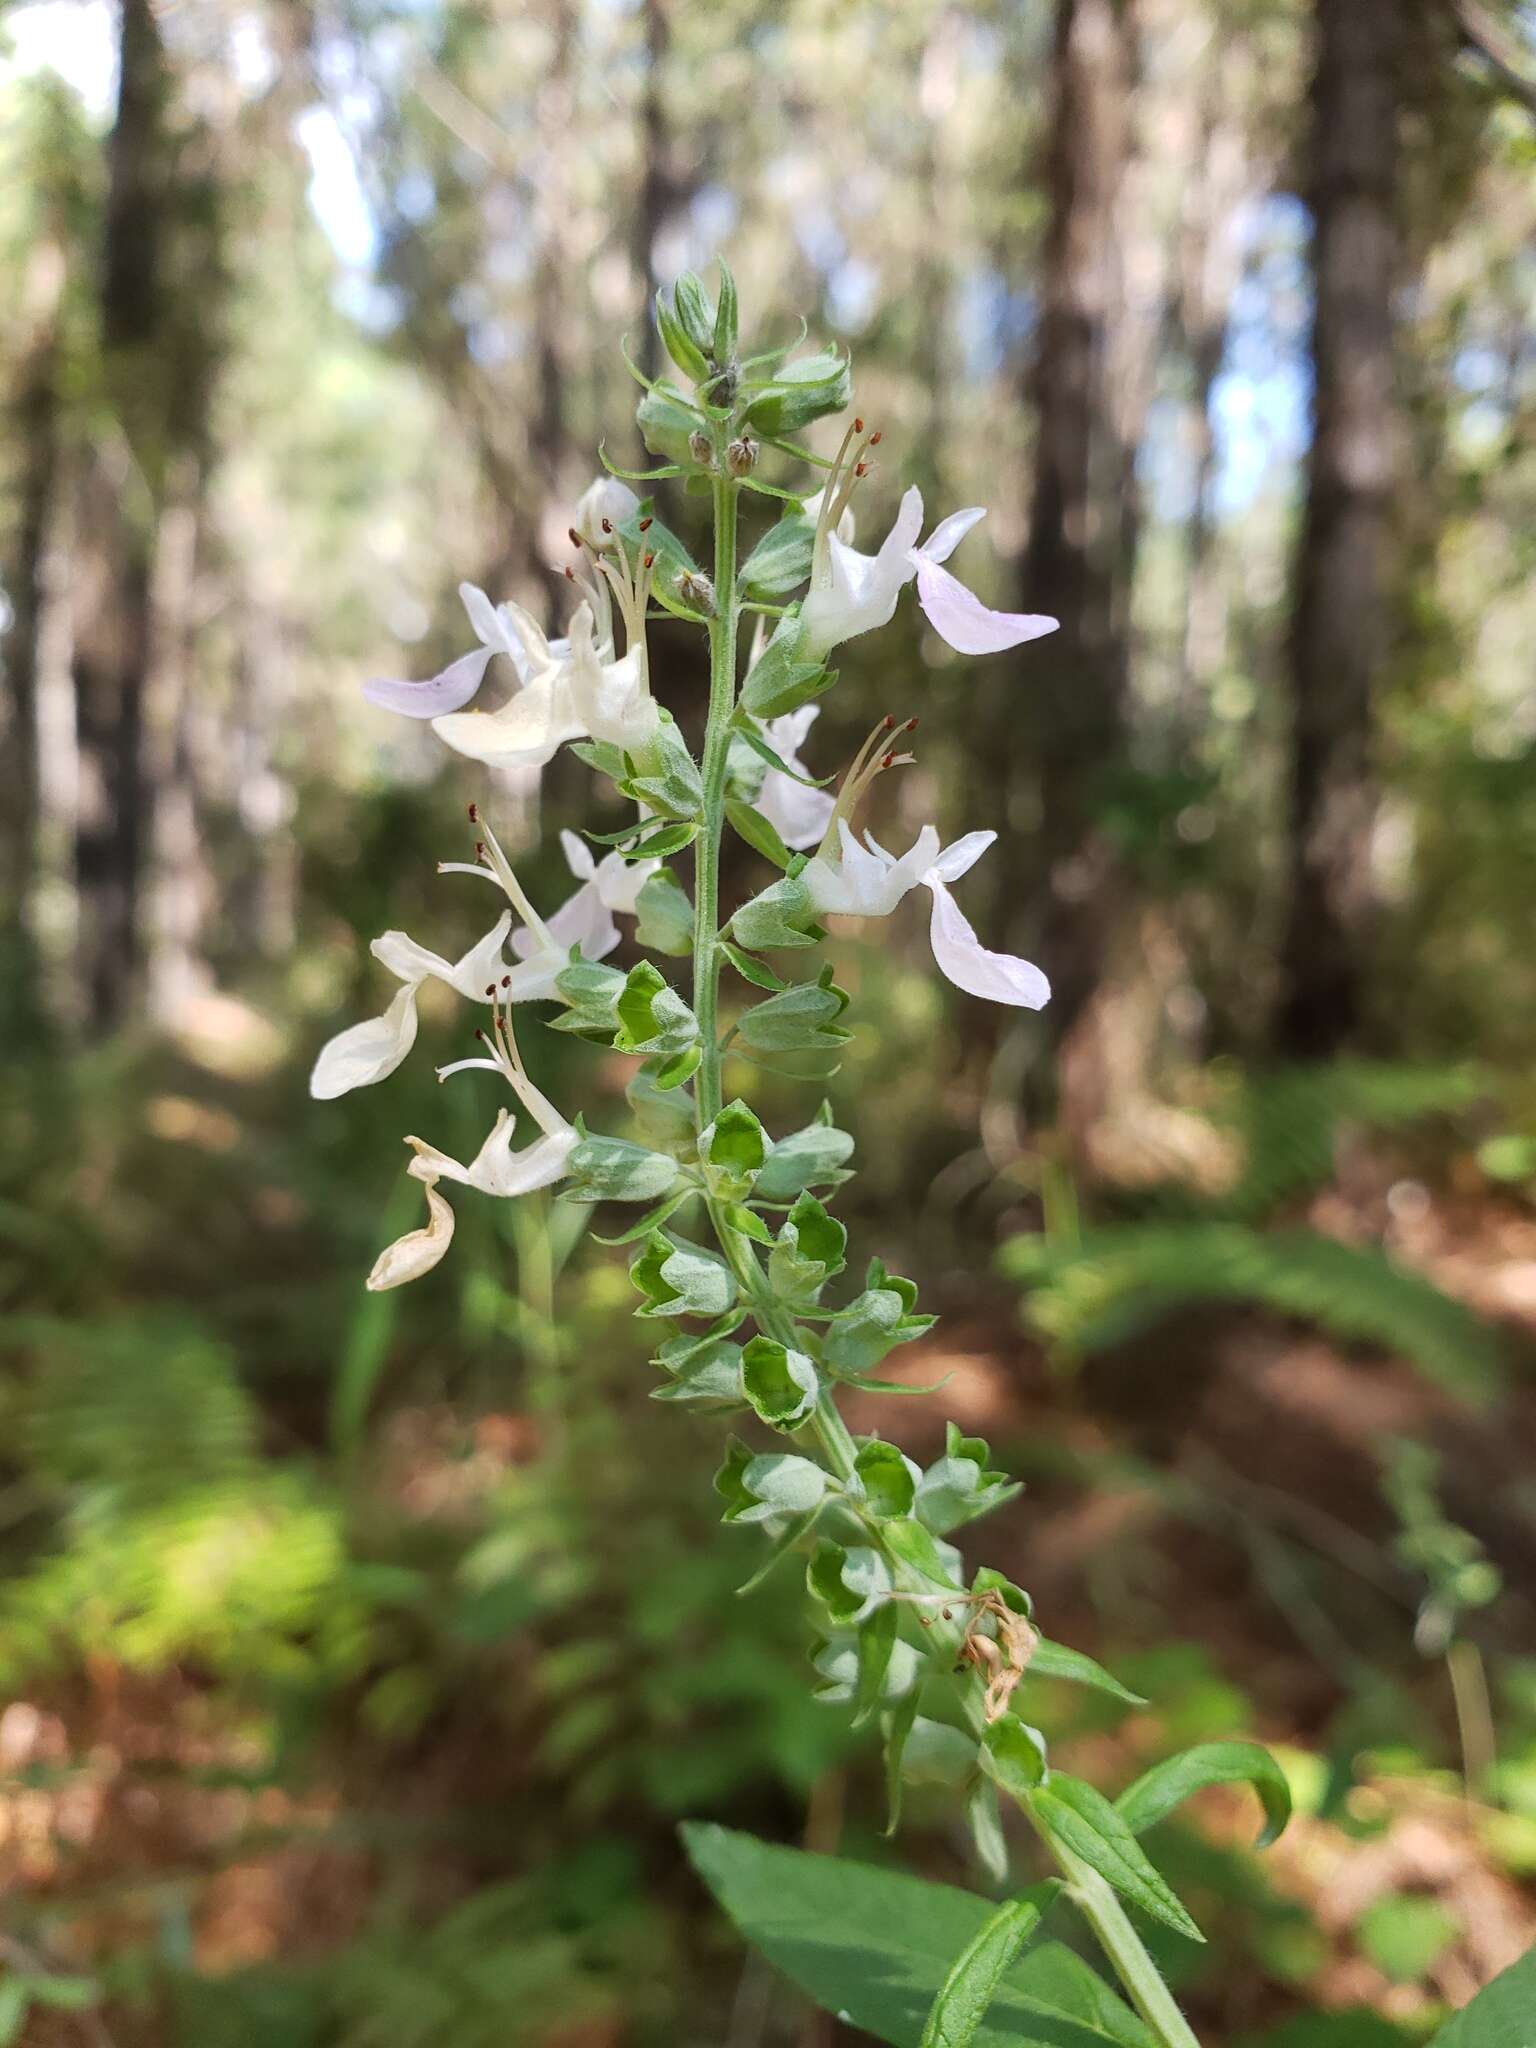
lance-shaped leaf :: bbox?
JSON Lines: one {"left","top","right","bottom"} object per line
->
{"left": 915, "top": 1422, "right": 1022, "bottom": 1537}
{"left": 699, "top": 1099, "right": 768, "bottom": 1201}
{"left": 731, "top": 871, "right": 821, "bottom": 952}
{"left": 737, "top": 966, "right": 850, "bottom": 1052}
{"left": 551, "top": 957, "right": 627, "bottom": 1042}
{"left": 634, "top": 867, "right": 694, "bottom": 956}
{"left": 739, "top": 611, "right": 834, "bottom": 720}
{"left": 918, "top": 1887, "right": 1059, "bottom": 2048}
{"left": 741, "top": 1335, "right": 820, "bottom": 1428}
{"left": 727, "top": 797, "right": 794, "bottom": 872}
{"left": 630, "top": 1230, "right": 738, "bottom": 1319}
{"left": 756, "top": 1102, "right": 855, "bottom": 1201}
{"left": 1027, "top": 1640, "right": 1147, "bottom": 1710}
{"left": 1114, "top": 1741, "right": 1292, "bottom": 1849}
{"left": 681, "top": 1822, "right": 1156, "bottom": 2048}
{"left": 853, "top": 1601, "right": 901, "bottom": 1726}
{"left": 565, "top": 1129, "right": 681, "bottom": 1205}
{"left": 613, "top": 961, "right": 700, "bottom": 1056}
{"left": 715, "top": 1438, "right": 829, "bottom": 1525}
{"left": 740, "top": 510, "right": 816, "bottom": 601}
{"left": 1031, "top": 1775, "right": 1203, "bottom": 1943}
{"left": 901, "top": 1716, "right": 979, "bottom": 1792}
{"left": 768, "top": 1192, "right": 848, "bottom": 1302}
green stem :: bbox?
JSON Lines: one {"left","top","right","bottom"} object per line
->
{"left": 1030, "top": 1826, "right": 1203, "bottom": 2048}
{"left": 692, "top": 471, "right": 741, "bottom": 1131}
{"left": 686, "top": 462, "right": 1201, "bottom": 2048}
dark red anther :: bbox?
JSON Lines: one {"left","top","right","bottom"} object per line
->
{"left": 643, "top": 552, "right": 655, "bottom": 569}
{"left": 474, "top": 1027, "right": 491, "bottom": 1046}
{"left": 638, "top": 516, "right": 653, "bottom": 532}
{"left": 563, "top": 565, "right": 576, "bottom": 580}
{"left": 903, "top": 717, "right": 919, "bottom": 732}
{"left": 869, "top": 430, "right": 883, "bottom": 445}
{"left": 500, "top": 975, "right": 511, "bottom": 988}
{"left": 567, "top": 527, "right": 582, "bottom": 548}
{"left": 854, "top": 417, "right": 864, "bottom": 433}
{"left": 601, "top": 517, "right": 613, "bottom": 533}
{"left": 467, "top": 802, "right": 479, "bottom": 822}
{"left": 882, "top": 714, "right": 896, "bottom": 730}
{"left": 880, "top": 751, "right": 896, "bottom": 769}
{"left": 854, "top": 461, "right": 868, "bottom": 477}
{"left": 475, "top": 841, "right": 486, "bottom": 860}
{"left": 484, "top": 983, "right": 496, "bottom": 997}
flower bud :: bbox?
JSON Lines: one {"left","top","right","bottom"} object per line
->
{"left": 688, "top": 429, "right": 714, "bottom": 468}
{"left": 726, "top": 435, "right": 758, "bottom": 477}
{"left": 677, "top": 569, "right": 716, "bottom": 616}
{"left": 573, "top": 476, "right": 640, "bottom": 548}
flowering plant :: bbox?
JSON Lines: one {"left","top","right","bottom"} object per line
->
{"left": 313, "top": 263, "right": 1289, "bottom": 2046}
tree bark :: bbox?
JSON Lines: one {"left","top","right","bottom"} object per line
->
{"left": 1, "top": 232, "right": 66, "bottom": 991}
{"left": 1016, "top": 0, "right": 1137, "bottom": 1048}
{"left": 72, "top": 0, "right": 172, "bottom": 1027}
{"left": 1275, "top": 0, "right": 1402, "bottom": 1058}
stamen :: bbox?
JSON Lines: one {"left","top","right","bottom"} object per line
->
{"left": 814, "top": 711, "right": 920, "bottom": 860}
{"left": 471, "top": 810, "right": 555, "bottom": 951}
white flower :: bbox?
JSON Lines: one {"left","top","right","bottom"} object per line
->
{"left": 556, "top": 827, "right": 657, "bottom": 916}
{"left": 405, "top": 1102, "right": 576, "bottom": 1200}
{"left": 366, "top": 1174, "right": 455, "bottom": 1291}
{"left": 308, "top": 914, "right": 514, "bottom": 1101}
{"left": 755, "top": 706, "right": 837, "bottom": 852}
{"left": 803, "top": 821, "right": 1050, "bottom": 1010}
{"left": 573, "top": 476, "right": 641, "bottom": 548}
{"left": 362, "top": 582, "right": 567, "bottom": 722}
{"left": 309, "top": 812, "right": 630, "bottom": 1101}
{"left": 794, "top": 421, "right": 1057, "bottom": 661}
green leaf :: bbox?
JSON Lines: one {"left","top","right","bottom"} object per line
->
{"left": 756, "top": 1106, "right": 855, "bottom": 1200}
{"left": 631, "top": 1231, "right": 737, "bottom": 1319}
{"left": 726, "top": 797, "right": 794, "bottom": 871}
{"left": 768, "top": 1191, "right": 847, "bottom": 1302}
{"left": 915, "top": 1422, "right": 1023, "bottom": 1537}
{"left": 1027, "top": 1640, "right": 1147, "bottom": 1709}
{"left": 700, "top": 1099, "right": 768, "bottom": 1199}
{"left": 682, "top": 1825, "right": 1154, "bottom": 2048}
{"left": 715, "top": 1441, "right": 829, "bottom": 1524}
{"left": 731, "top": 872, "right": 820, "bottom": 951}
{"left": 737, "top": 968, "right": 850, "bottom": 1052}
{"left": 741, "top": 1335, "right": 820, "bottom": 1428}
{"left": 919, "top": 1889, "right": 1057, "bottom": 2048}
{"left": 551, "top": 957, "right": 627, "bottom": 1040}
{"left": 721, "top": 940, "right": 789, "bottom": 992}
{"left": 621, "top": 713, "right": 704, "bottom": 819}
{"left": 637, "top": 383, "right": 706, "bottom": 466}
{"left": 740, "top": 611, "right": 835, "bottom": 719}
{"left": 855, "top": 1439, "right": 919, "bottom": 1519}
{"left": 1115, "top": 1741, "right": 1291, "bottom": 1849}
{"left": 632, "top": 866, "right": 695, "bottom": 956}
{"left": 824, "top": 1284, "right": 934, "bottom": 1377}
{"left": 565, "top": 1131, "right": 680, "bottom": 1204}
{"left": 652, "top": 1335, "right": 745, "bottom": 1408}
{"left": 1032, "top": 1776, "right": 1203, "bottom": 1943}
{"left": 712, "top": 256, "right": 738, "bottom": 362}
{"left": 614, "top": 961, "right": 699, "bottom": 1056}
{"left": 627, "top": 818, "right": 699, "bottom": 861}
{"left": 854, "top": 1601, "right": 901, "bottom": 1727}
{"left": 740, "top": 510, "right": 815, "bottom": 600}
{"left": 742, "top": 346, "right": 853, "bottom": 433}
{"left": 884, "top": 1689, "right": 922, "bottom": 1835}
{"left": 1359, "top": 1895, "right": 1461, "bottom": 1986}
{"left": 981, "top": 1715, "right": 1050, "bottom": 1801}
{"left": 1425, "top": 1942, "right": 1536, "bottom": 2047}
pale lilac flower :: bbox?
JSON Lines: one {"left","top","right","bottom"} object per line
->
{"left": 362, "top": 583, "right": 554, "bottom": 721}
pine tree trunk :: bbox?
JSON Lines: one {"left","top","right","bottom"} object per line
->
{"left": 1275, "top": 0, "right": 1401, "bottom": 1058}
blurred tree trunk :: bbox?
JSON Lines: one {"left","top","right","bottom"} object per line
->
{"left": 1015, "top": 0, "right": 1137, "bottom": 1051}
{"left": 1, "top": 229, "right": 66, "bottom": 994}
{"left": 72, "top": 0, "right": 174, "bottom": 1027}
{"left": 631, "top": 0, "right": 671, "bottom": 382}
{"left": 1275, "top": 0, "right": 1402, "bottom": 1058}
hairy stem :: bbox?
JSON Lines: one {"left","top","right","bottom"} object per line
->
{"left": 692, "top": 470, "right": 741, "bottom": 1129}
{"left": 688, "top": 470, "right": 1201, "bottom": 2048}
